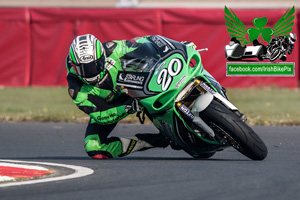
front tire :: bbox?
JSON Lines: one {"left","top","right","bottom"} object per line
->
{"left": 269, "top": 49, "right": 281, "bottom": 61}
{"left": 199, "top": 100, "right": 268, "bottom": 160}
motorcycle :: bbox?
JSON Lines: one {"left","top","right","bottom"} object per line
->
{"left": 117, "top": 35, "right": 268, "bottom": 160}
{"left": 264, "top": 44, "right": 288, "bottom": 62}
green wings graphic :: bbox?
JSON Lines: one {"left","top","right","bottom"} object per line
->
{"left": 224, "top": 6, "right": 249, "bottom": 44}
{"left": 273, "top": 6, "right": 295, "bottom": 37}
{"left": 224, "top": 6, "right": 295, "bottom": 45}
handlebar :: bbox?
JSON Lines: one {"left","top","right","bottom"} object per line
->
{"left": 197, "top": 48, "right": 208, "bottom": 52}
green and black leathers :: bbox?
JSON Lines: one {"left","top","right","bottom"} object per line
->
{"left": 67, "top": 40, "right": 132, "bottom": 125}
{"left": 67, "top": 38, "right": 169, "bottom": 159}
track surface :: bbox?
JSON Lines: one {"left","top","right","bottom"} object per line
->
{"left": 0, "top": 122, "right": 299, "bottom": 200}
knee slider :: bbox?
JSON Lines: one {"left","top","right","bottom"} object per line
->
{"left": 88, "top": 153, "right": 109, "bottom": 159}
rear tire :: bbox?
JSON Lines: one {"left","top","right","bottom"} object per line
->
{"left": 199, "top": 100, "right": 268, "bottom": 160}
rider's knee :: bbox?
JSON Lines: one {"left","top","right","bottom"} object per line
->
{"left": 85, "top": 141, "right": 112, "bottom": 159}
{"left": 84, "top": 136, "right": 112, "bottom": 159}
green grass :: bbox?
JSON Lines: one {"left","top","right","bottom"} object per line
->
{"left": 226, "top": 87, "right": 300, "bottom": 126}
{"left": 0, "top": 87, "right": 299, "bottom": 126}
{"left": 0, "top": 87, "right": 87, "bottom": 123}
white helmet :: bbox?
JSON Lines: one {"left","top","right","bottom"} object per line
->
{"left": 69, "top": 34, "right": 106, "bottom": 84}
{"left": 288, "top": 32, "right": 297, "bottom": 44}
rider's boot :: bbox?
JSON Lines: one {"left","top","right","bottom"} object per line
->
{"left": 135, "top": 133, "right": 169, "bottom": 148}
{"left": 119, "top": 133, "right": 169, "bottom": 157}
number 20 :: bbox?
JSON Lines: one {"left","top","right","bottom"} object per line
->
{"left": 157, "top": 58, "right": 182, "bottom": 91}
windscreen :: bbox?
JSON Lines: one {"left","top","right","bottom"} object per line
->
{"left": 120, "top": 37, "right": 161, "bottom": 72}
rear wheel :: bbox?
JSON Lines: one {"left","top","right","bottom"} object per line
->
{"left": 199, "top": 100, "right": 268, "bottom": 160}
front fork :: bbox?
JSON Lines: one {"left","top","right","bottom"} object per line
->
{"left": 194, "top": 80, "right": 247, "bottom": 121}
{"left": 175, "top": 80, "right": 247, "bottom": 138}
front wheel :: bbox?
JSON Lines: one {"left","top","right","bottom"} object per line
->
{"left": 199, "top": 100, "right": 268, "bottom": 160}
{"left": 269, "top": 48, "right": 282, "bottom": 61}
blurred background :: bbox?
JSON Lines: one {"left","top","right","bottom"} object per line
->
{"left": 0, "top": 0, "right": 298, "bottom": 8}
{"left": 0, "top": 0, "right": 298, "bottom": 88}
{"left": 0, "top": 0, "right": 299, "bottom": 125}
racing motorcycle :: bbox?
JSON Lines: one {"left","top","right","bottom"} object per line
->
{"left": 117, "top": 35, "right": 268, "bottom": 160}
{"left": 264, "top": 45, "right": 288, "bottom": 62}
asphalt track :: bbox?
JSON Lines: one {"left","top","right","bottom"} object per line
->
{"left": 0, "top": 122, "right": 299, "bottom": 200}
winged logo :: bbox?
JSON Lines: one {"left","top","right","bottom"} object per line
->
{"left": 224, "top": 6, "right": 295, "bottom": 45}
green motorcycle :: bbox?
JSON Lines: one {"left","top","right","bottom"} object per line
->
{"left": 117, "top": 35, "right": 268, "bottom": 160}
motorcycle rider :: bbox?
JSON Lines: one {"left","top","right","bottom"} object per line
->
{"left": 67, "top": 34, "right": 171, "bottom": 159}
{"left": 265, "top": 32, "right": 297, "bottom": 61}
{"left": 67, "top": 34, "right": 224, "bottom": 159}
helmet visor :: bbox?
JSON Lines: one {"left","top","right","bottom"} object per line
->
{"left": 74, "top": 55, "right": 106, "bottom": 84}
{"left": 289, "top": 37, "right": 296, "bottom": 44}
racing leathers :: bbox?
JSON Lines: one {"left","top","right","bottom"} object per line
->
{"left": 66, "top": 38, "right": 169, "bottom": 159}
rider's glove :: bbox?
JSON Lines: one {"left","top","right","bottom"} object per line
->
{"left": 125, "top": 99, "right": 141, "bottom": 114}
{"left": 181, "top": 41, "right": 197, "bottom": 50}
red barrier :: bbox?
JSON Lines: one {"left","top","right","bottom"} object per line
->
{"left": 29, "top": 8, "right": 162, "bottom": 86}
{"left": 0, "top": 8, "right": 298, "bottom": 88}
{"left": 162, "top": 8, "right": 299, "bottom": 88}
{"left": 0, "top": 8, "right": 31, "bottom": 87}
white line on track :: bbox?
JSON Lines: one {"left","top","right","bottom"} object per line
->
{"left": 0, "top": 159, "right": 94, "bottom": 188}
{"left": 0, "top": 162, "right": 50, "bottom": 171}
